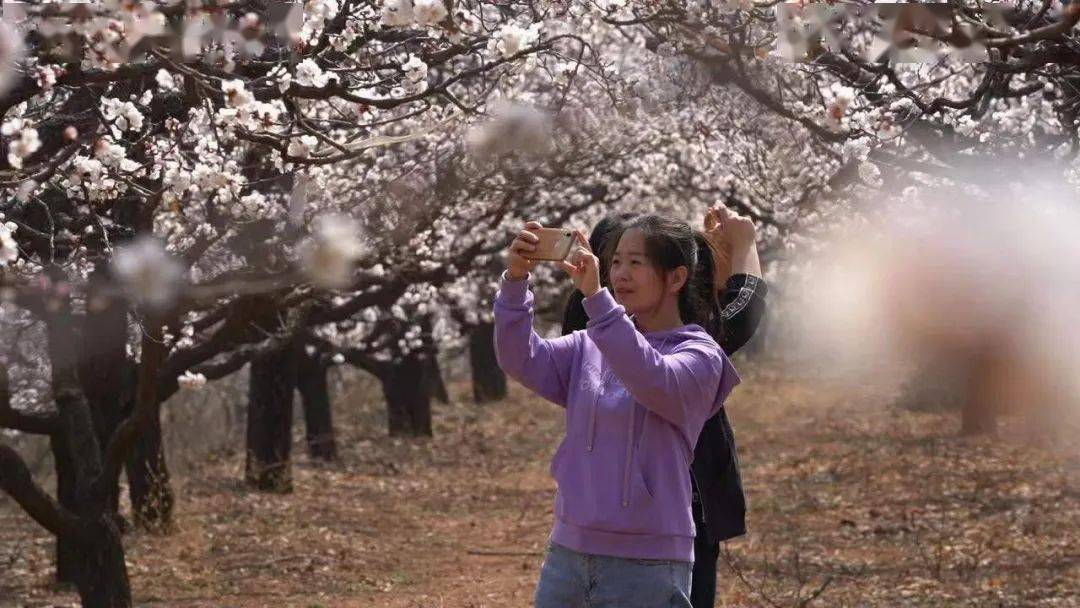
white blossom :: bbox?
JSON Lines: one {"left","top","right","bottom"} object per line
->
{"left": 488, "top": 23, "right": 541, "bottom": 58}
{"left": 267, "top": 65, "right": 293, "bottom": 94}
{"left": 453, "top": 8, "right": 482, "bottom": 35}
{"left": 93, "top": 138, "right": 128, "bottom": 167}
{"left": 111, "top": 237, "right": 185, "bottom": 309}
{"left": 858, "top": 160, "right": 882, "bottom": 187}
{"left": 70, "top": 156, "right": 106, "bottom": 186}
{"left": 841, "top": 137, "right": 871, "bottom": 162}
{"left": 35, "top": 65, "right": 61, "bottom": 91}
{"left": 401, "top": 54, "right": 428, "bottom": 94}
{"left": 955, "top": 115, "right": 979, "bottom": 138}
{"left": 252, "top": 101, "right": 283, "bottom": 128}
{"left": 299, "top": 0, "right": 340, "bottom": 42}
{"left": 300, "top": 215, "right": 368, "bottom": 289}
{"left": 381, "top": 0, "right": 414, "bottom": 26}
{"left": 0, "top": 118, "right": 23, "bottom": 137}
{"left": 287, "top": 134, "right": 320, "bottom": 159}
{"left": 237, "top": 190, "right": 282, "bottom": 219}
{"left": 101, "top": 97, "right": 145, "bottom": 132}
{"left": 155, "top": 68, "right": 180, "bottom": 92}
{"left": 5, "top": 127, "right": 40, "bottom": 169}
{"left": 222, "top": 79, "right": 255, "bottom": 108}
{"left": 824, "top": 83, "right": 856, "bottom": 132}
{"left": 15, "top": 180, "right": 37, "bottom": 203}
{"left": 412, "top": 0, "right": 447, "bottom": 25}
{"left": 0, "top": 219, "right": 18, "bottom": 265}
{"left": 295, "top": 59, "right": 329, "bottom": 88}
{"left": 178, "top": 371, "right": 207, "bottom": 390}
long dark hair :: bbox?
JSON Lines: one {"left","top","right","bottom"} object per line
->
{"left": 561, "top": 213, "right": 724, "bottom": 342}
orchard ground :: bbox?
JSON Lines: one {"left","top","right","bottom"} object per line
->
{"left": 2, "top": 360, "right": 1078, "bottom": 607}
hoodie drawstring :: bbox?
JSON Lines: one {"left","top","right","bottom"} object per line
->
{"left": 613, "top": 336, "right": 669, "bottom": 508}
{"left": 621, "top": 401, "right": 635, "bottom": 507}
{"left": 586, "top": 372, "right": 602, "bottom": 452}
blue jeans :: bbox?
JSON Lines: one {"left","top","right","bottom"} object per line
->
{"left": 534, "top": 542, "right": 693, "bottom": 608}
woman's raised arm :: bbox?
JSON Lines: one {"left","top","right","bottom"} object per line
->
{"left": 493, "top": 271, "right": 579, "bottom": 407}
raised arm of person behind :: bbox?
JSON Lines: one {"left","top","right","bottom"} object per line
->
{"left": 703, "top": 204, "right": 767, "bottom": 354}
{"left": 691, "top": 203, "right": 769, "bottom": 608}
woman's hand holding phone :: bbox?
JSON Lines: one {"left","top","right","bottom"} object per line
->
{"left": 507, "top": 223, "right": 599, "bottom": 296}
{"left": 506, "top": 221, "right": 544, "bottom": 281}
{"left": 559, "top": 231, "right": 601, "bottom": 298}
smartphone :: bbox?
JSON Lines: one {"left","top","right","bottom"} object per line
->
{"left": 524, "top": 228, "right": 575, "bottom": 262}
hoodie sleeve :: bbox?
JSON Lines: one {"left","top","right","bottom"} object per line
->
{"left": 493, "top": 271, "right": 578, "bottom": 407}
{"left": 583, "top": 288, "right": 739, "bottom": 432}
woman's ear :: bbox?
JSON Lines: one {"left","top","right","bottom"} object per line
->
{"left": 667, "top": 266, "right": 689, "bottom": 295}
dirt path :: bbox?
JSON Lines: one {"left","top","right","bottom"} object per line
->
{"left": 2, "top": 362, "right": 1078, "bottom": 607}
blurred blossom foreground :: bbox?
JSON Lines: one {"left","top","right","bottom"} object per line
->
{"left": 792, "top": 175, "right": 1080, "bottom": 438}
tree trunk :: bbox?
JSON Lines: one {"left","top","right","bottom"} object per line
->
{"left": 425, "top": 353, "right": 450, "bottom": 405}
{"left": 961, "top": 400, "right": 997, "bottom": 435}
{"left": 42, "top": 270, "right": 133, "bottom": 606}
{"left": 245, "top": 345, "right": 298, "bottom": 491}
{"left": 381, "top": 353, "right": 433, "bottom": 437}
{"left": 418, "top": 317, "right": 449, "bottom": 405}
{"left": 297, "top": 349, "right": 337, "bottom": 462}
{"left": 74, "top": 517, "right": 131, "bottom": 608}
{"left": 469, "top": 323, "right": 507, "bottom": 403}
{"left": 49, "top": 434, "right": 79, "bottom": 586}
{"left": 124, "top": 410, "right": 174, "bottom": 531}
{"left": 79, "top": 268, "right": 135, "bottom": 530}
{"left": 961, "top": 350, "right": 999, "bottom": 436}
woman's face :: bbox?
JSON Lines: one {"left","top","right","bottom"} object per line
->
{"left": 608, "top": 228, "right": 679, "bottom": 315}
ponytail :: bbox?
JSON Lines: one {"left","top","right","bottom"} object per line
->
{"left": 691, "top": 231, "right": 726, "bottom": 345}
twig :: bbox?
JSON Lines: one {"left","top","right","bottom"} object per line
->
{"left": 218, "top": 553, "right": 313, "bottom": 571}
{"left": 466, "top": 548, "right": 543, "bottom": 557}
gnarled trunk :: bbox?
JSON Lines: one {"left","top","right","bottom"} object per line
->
{"left": 124, "top": 411, "right": 174, "bottom": 531}
{"left": 80, "top": 269, "right": 139, "bottom": 530}
{"left": 962, "top": 353, "right": 998, "bottom": 436}
{"left": 469, "top": 323, "right": 506, "bottom": 403}
{"left": 245, "top": 344, "right": 298, "bottom": 491}
{"left": 381, "top": 353, "right": 433, "bottom": 437}
{"left": 49, "top": 434, "right": 79, "bottom": 586}
{"left": 74, "top": 516, "right": 131, "bottom": 608}
{"left": 297, "top": 349, "right": 337, "bottom": 462}
{"left": 42, "top": 273, "right": 133, "bottom": 606}
{"left": 425, "top": 354, "right": 449, "bottom": 405}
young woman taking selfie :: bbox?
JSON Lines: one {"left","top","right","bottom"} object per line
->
{"left": 562, "top": 205, "right": 767, "bottom": 608}
{"left": 494, "top": 213, "right": 742, "bottom": 606}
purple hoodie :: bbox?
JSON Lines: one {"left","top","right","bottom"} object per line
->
{"left": 493, "top": 271, "right": 740, "bottom": 562}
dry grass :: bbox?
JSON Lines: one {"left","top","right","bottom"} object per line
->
{"left": 1, "top": 360, "right": 1078, "bottom": 607}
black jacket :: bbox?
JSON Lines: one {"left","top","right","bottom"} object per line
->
{"left": 692, "top": 273, "right": 767, "bottom": 544}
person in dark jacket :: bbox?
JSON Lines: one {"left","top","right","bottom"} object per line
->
{"left": 561, "top": 204, "right": 767, "bottom": 608}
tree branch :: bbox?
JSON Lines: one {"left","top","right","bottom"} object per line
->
{"left": 0, "top": 443, "right": 88, "bottom": 541}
